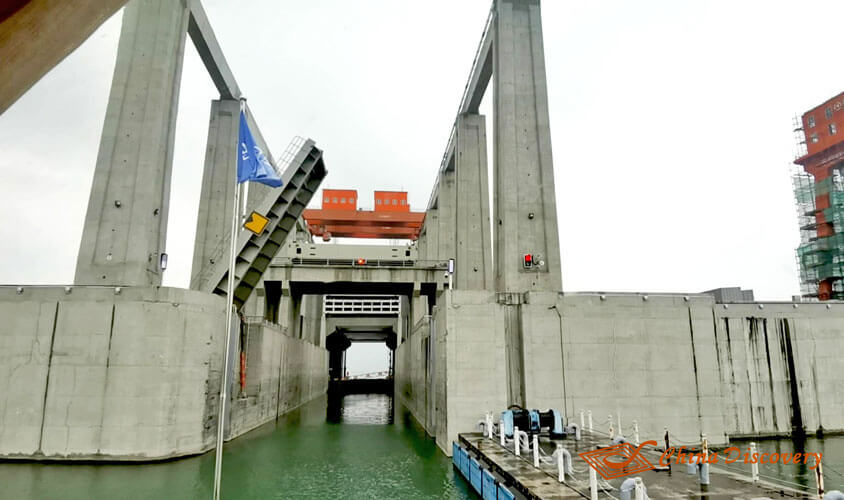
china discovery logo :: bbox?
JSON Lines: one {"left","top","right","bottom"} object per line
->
{"left": 578, "top": 441, "right": 658, "bottom": 480}
{"left": 579, "top": 441, "right": 823, "bottom": 481}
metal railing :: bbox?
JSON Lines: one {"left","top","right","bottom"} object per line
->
{"left": 276, "top": 136, "right": 306, "bottom": 171}
{"left": 345, "top": 370, "right": 391, "bottom": 380}
{"left": 274, "top": 257, "right": 447, "bottom": 269}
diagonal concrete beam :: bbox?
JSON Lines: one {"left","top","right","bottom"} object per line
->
{"left": 187, "top": 0, "right": 240, "bottom": 99}
{"left": 426, "top": 9, "right": 493, "bottom": 213}
{"left": 458, "top": 14, "right": 494, "bottom": 116}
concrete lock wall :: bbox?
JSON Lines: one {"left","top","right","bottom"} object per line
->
{"left": 441, "top": 291, "right": 508, "bottom": 451}
{"left": 395, "top": 290, "right": 511, "bottom": 454}
{"left": 230, "top": 321, "right": 328, "bottom": 439}
{"left": 394, "top": 314, "right": 430, "bottom": 430}
{"left": 557, "top": 294, "right": 726, "bottom": 445}
{"left": 395, "top": 290, "right": 844, "bottom": 455}
{"left": 0, "top": 286, "right": 327, "bottom": 460}
{"left": 713, "top": 303, "right": 844, "bottom": 437}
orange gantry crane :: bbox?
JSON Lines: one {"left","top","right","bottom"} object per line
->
{"left": 303, "top": 189, "right": 425, "bottom": 241}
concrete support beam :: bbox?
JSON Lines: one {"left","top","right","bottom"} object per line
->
{"left": 455, "top": 113, "right": 493, "bottom": 290}
{"left": 190, "top": 99, "right": 239, "bottom": 289}
{"left": 492, "top": 0, "right": 562, "bottom": 292}
{"left": 425, "top": 208, "right": 440, "bottom": 261}
{"left": 417, "top": 232, "right": 428, "bottom": 261}
{"left": 186, "top": 0, "right": 240, "bottom": 99}
{"left": 459, "top": 13, "right": 494, "bottom": 115}
{"left": 437, "top": 170, "right": 457, "bottom": 263}
{"left": 0, "top": 0, "right": 128, "bottom": 114}
{"left": 188, "top": 99, "right": 281, "bottom": 290}
{"left": 74, "top": 0, "right": 189, "bottom": 286}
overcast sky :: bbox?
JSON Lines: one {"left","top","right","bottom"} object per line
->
{"left": 2, "top": 1, "right": 843, "bottom": 371}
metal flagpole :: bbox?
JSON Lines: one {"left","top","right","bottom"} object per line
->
{"left": 212, "top": 98, "right": 246, "bottom": 500}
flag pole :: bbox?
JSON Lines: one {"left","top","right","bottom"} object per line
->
{"left": 212, "top": 98, "right": 246, "bottom": 500}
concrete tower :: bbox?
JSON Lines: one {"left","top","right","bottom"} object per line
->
{"left": 426, "top": 0, "right": 561, "bottom": 294}
{"left": 492, "top": 0, "right": 562, "bottom": 293}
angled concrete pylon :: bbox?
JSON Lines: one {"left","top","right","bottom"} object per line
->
{"left": 75, "top": 0, "right": 189, "bottom": 286}
{"left": 493, "top": 0, "right": 562, "bottom": 292}
{"left": 455, "top": 113, "right": 492, "bottom": 290}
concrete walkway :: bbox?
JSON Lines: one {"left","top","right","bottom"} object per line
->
{"left": 459, "top": 431, "right": 813, "bottom": 499}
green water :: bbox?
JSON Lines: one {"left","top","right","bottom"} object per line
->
{"left": 4, "top": 394, "right": 844, "bottom": 499}
{"left": 743, "top": 436, "right": 844, "bottom": 492}
{"left": 0, "top": 394, "right": 473, "bottom": 500}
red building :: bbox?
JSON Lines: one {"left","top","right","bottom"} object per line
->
{"left": 793, "top": 92, "right": 844, "bottom": 300}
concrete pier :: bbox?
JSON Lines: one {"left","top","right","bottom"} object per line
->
{"left": 458, "top": 432, "right": 813, "bottom": 499}
{"left": 75, "top": 0, "right": 189, "bottom": 287}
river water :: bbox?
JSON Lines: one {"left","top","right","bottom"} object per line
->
{"left": 0, "top": 394, "right": 472, "bottom": 500}
{"left": 743, "top": 435, "right": 844, "bottom": 492}
{"left": 1, "top": 394, "right": 842, "bottom": 499}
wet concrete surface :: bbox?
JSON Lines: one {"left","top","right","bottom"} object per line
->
{"left": 460, "top": 431, "right": 815, "bottom": 500}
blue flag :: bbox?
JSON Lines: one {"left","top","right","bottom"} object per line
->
{"left": 237, "top": 110, "right": 283, "bottom": 187}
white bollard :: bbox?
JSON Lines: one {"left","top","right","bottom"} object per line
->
{"left": 533, "top": 434, "right": 539, "bottom": 468}
{"left": 617, "top": 414, "right": 622, "bottom": 437}
{"left": 589, "top": 466, "right": 598, "bottom": 500}
{"left": 557, "top": 445, "right": 566, "bottom": 483}
{"left": 580, "top": 410, "right": 585, "bottom": 429}
{"left": 633, "top": 420, "right": 640, "bottom": 446}
{"left": 514, "top": 426, "right": 520, "bottom": 456}
{"left": 816, "top": 460, "right": 824, "bottom": 500}
{"left": 750, "top": 442, "right": 759, "bottom": 482}
{"left": 487, "top": 413, "right": 494, "bottom": 439}
{"left": 609, "top": 414, "right": 614, "bottom": 439}
{"left": 588, "top": 411, "right": 593, "bottom": 432}
{"left": 500, "top": 417, "right": 506, "bottom": 446}
{"left": 634, "top": 478, "right": 645, "bottom": 500}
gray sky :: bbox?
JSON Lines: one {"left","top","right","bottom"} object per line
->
{"left": 2, "top": 1, "right": 843, "bottom": 371}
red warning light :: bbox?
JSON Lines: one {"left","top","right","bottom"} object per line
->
{"left": 356, "top": 258, "right": 367, "bottom": 265}
{"left": 523, "top": 254, "right": 533, "bottom": 268}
